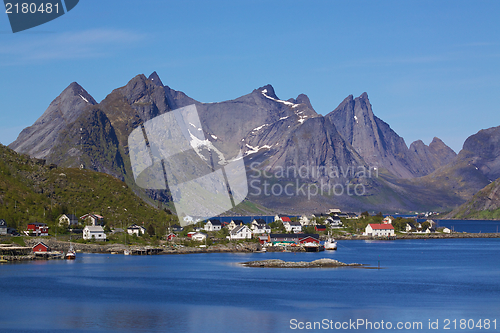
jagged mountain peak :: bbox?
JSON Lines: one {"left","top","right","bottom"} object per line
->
{"left": 256, "top": 84, "right": 279, "bottom": 100}
{"left": 148, "top": 71, "right": 164, "bottom": 87}
{"left": 429, "top": 137, "right": 456, "bottom": 157}
{"left": 59, "top": 81, "right": 97, "bottom": 106}
{"left": 9, "top": 81, "right": 96, "bottom": 159}
{"left": 287, "top": 93, "right": 314, "bottom": 111}
{"left": 358, "top": 92, "right": 369, "bottom": 100}
{"left": 116, "top": 74, "right": 166, "bottom": 105}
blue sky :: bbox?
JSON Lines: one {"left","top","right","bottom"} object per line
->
{"left": 1, "top": 0, "right": 499, "bottom": 153}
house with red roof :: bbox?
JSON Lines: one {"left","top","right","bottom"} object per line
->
{"left": 364, "top": 224, "right": 395, "bottom": 237}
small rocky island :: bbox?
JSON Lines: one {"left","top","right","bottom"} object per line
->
{"left": 241, "top": 258, "right": 364, "bottom": 268}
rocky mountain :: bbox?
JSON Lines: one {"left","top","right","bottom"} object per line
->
{"left": 326, "top": 93, "right": 456, "bottom": 178}
{"left": 406, "top": 137, "right": 457, "bottom": 176}
{"left": 446, "top": 178, "right": 500, "bottom": 220}
{"left": 9, "top": 72, "right": 497, "bottom": 215}
{"left": 407, "top": 126, "right": 500, "bottom": 203}
{"left": 10, "top": 82, "right": 97, "bottom": 159}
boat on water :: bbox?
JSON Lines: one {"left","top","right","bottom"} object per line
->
{"left": 124, "top": 249, "right": 130, "bottom": 255}
{"left": 303, "top": 242, "right": 325, "bottom": 252}
{"left": 324, "top": 235, "right": 337, "bottom": 250}
{"left": 65, "top": 243, "right": 76, "bottom": 260}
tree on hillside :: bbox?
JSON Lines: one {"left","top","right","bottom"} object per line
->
{"left": 147, "top": 224, "right": 155, "bottom": 236}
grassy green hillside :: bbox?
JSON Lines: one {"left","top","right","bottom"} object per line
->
{"left": 0, "top": 144, "right": 177, "bottom": 234}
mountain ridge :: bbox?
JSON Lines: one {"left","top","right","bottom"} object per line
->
{"left": 9, "top": 72, "right": 495, "bottom": 215}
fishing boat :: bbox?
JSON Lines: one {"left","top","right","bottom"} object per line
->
{"left": 65, "top": 243, "right": 76, "bottom": 260}
{"left": 324, "top": 233, "right": 337, "bottom": 250}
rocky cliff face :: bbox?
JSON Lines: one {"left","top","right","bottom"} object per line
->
{"left": 326, "top": 93, "right": 414, "bottom": 178}
{"left": 325, "top": 93, "right": 457, "bottom": 179}
{"left": 406, "top": 137, "right": 457, "bottom": 176}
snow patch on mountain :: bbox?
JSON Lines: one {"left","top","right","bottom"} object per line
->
{"left": 261, "top": 89, "right": 299, "bottom": 108}
{"left": 79, "top": 94, "right": 89, "bottom": 103}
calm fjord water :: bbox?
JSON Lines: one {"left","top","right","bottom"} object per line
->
{"left": 1, "top": 238, "right": 499, "bottom": 333}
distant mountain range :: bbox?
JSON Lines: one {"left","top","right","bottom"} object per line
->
{"left": 9, "top": 72, "right": 500, "bottom": 214}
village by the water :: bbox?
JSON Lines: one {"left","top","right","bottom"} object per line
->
{"left": 2, "top": 208, "right": 499, "bottom": 263}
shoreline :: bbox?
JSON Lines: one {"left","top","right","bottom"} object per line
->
{"left": 1, "top": 233, "right": 499, "bottom": 261}
{"left": 334, "top": 232, "right": 500, "bottom": 240}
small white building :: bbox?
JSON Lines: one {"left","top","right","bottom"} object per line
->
{"left": 127, "top": 224, "right": 146, "bottom": 236}
{"left": 58, "top": 214, "right": 79, "bottom": 227}
{"left": 83, "top": 226, "right": 107, "bottom": 240}
{"left": 230, "top": 225, "right": 252, "bottom": 240}
{"left": 227, "top": 220, "right": 244, "bottom": 231}
{"left": 191, "top": 232, "right": 207, "bottom": 242}
{"left": 363, "top": 224, "right": 395, "bottom": 237}
{"left": 382, "top": 216, "right": 394, "bottom": 224}
{"left": 0, "top": 219, "right": 7, "bottom": 235}
{"left": 442, "top": 227, "right": 451, "bottom": 234}
{"left": 328, "top": 208, "right": 342, "bottom": 215}
{"left": 299, "top": 215, "right": 310, "bottom": 226}
{"left": 283, "top": 221, "right": 302, "bottom": 233}
{"left": 325, "top": 216, "right": 343, "bottom": 227}
{"left": 251, "top": 219, "right": 271, "bottom": 234}
{"left": 204, "top": 220, "right": 222, "bottom": 232}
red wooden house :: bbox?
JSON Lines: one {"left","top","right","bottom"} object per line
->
{"left": 26, "top": 222, "right": 49, "bottom": 236}
{"left": 298, "top": 234, "right": 320, "bottom": 244}
{"left": 167, "top": 233, "right": 177, "bottom": 241}
{"left": 258, "top": 234, "right": 270, "bottom": 244}
{"left": 32, "top": 242, "right": 50, "bottom": 253}
{"left": 315, "top": 225, "right": 327, "bottom": 232}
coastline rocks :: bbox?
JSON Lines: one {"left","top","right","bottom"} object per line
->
{"left": 242, "top": 258, "right": 363, "bottom": 268}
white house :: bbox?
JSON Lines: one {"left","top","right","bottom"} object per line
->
{"left": 328, "top": 208, "right": 342, "bottom": 215}
{"left": 80, "top": 213, "right": 104, "bottom": 226}
{"left": 230, "top": 225, "right": 252, "bottom": 240}
{"left": 58, "top": 214, "right": 78, "bottom": 227}
{"left": 0, "top": 219, "right": 7, "bottom": 235}
{"left": 442, "top": 227, "right": 451, "bottom": 234}
{"left": 382, "top": 216, "right": 394, "bottom": 224}
{"left": 299, "top": 215, "right": 310, "bottom": 226}
{"left": 283, "top": 221, "right": 302, "bottom": 233}
{"left": 325, "top": 216, "right": 343, "bottom": 227}
{"left": 405, "top": 222, "right": 418, "bottom": 232}
{"left": 363, "top": 224, "right": 395, "bottom": 237}
{"left": 83, "top": 226, "right": 107, "bottom": 240}
{"left": 274, "top": 214, "right": 290, "bottom": 222}
{"left": 228, "top": 220, "right": 244, "bottom": 231}
{"left": 127, "top": 224, "right": 146, "bottom": 236}
{"left": 204, "top": 219, "right": 222, "bottom": 232}
{"left": 191, "top": 232, "right": 207, "bottom": 242}
{"left": 251, "top": 218, "right": 271, "bottom": 234}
